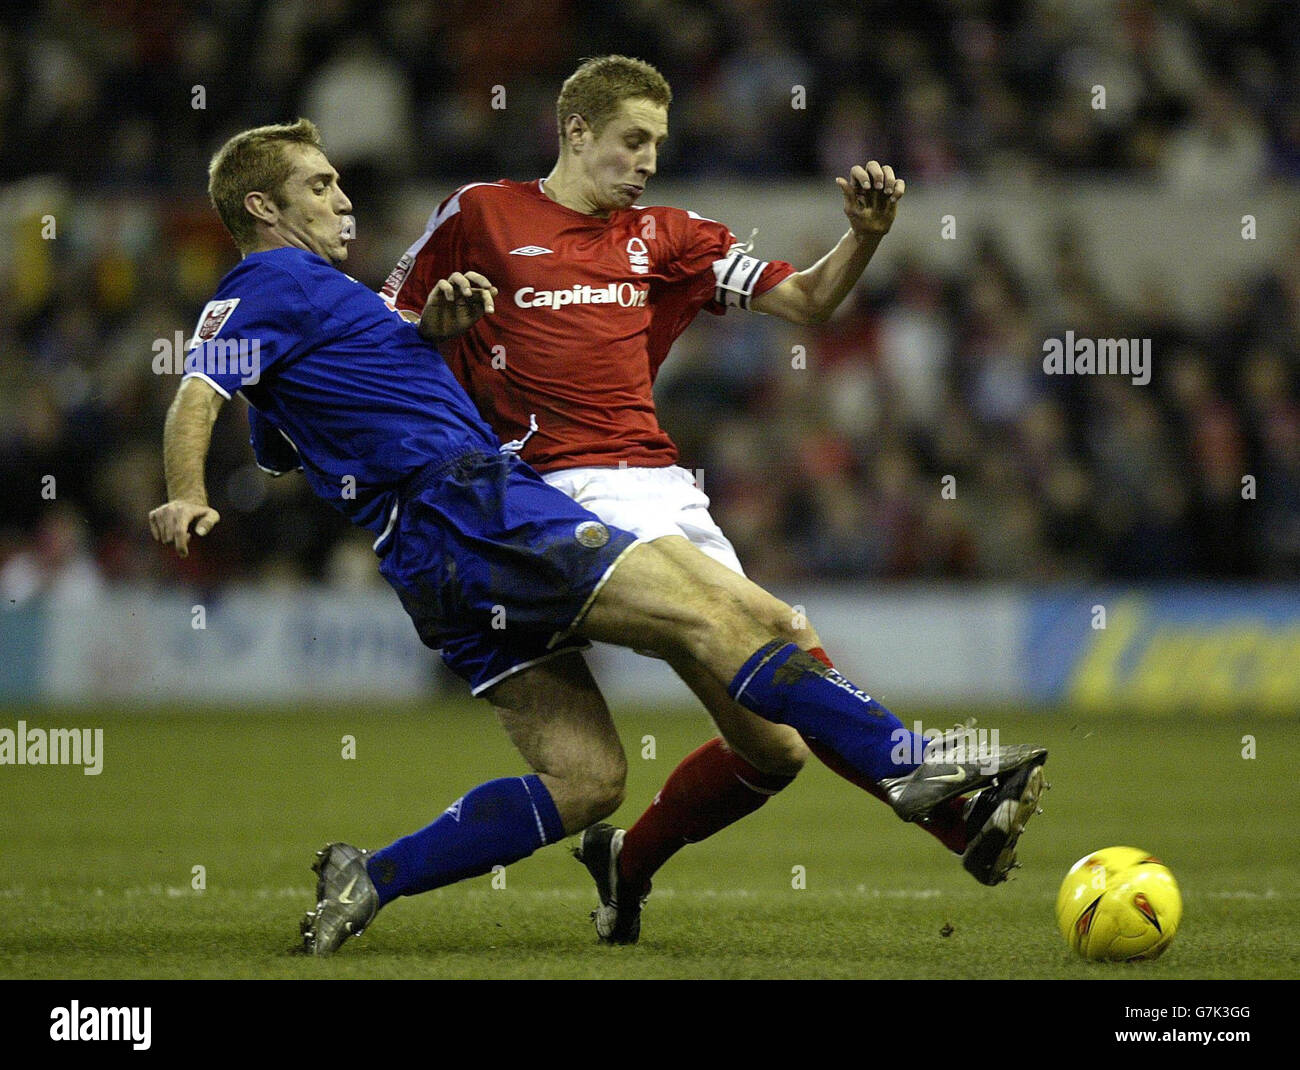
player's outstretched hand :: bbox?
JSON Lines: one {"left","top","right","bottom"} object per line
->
{"left": 148, "top": 500, "right": 221, "bottom": 558}
{"left": 419, "top": 271, "right": 498, "bottom": 342}
{"left": 837, "top": 162, "right": 904, "bottom": 238}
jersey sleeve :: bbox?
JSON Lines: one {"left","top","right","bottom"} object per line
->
{"left": 381, "top": 185, "right": 473, "bottom": 317}
{"left": 644, "top": 211, "right": 799, "bottom": 379}
{"left": 180, "top": 262, "right": 313, "bottom": 399}
{"left": 662, "top": 211, "right": 796, "bottom": 315}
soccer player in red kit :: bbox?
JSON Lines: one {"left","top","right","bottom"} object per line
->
{"left": 385, "top": 56, "right": 1046, "bottom": 942}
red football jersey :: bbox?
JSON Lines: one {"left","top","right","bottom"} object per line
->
{"left": 383, "top": 179, "right": 795, "bottom": 472}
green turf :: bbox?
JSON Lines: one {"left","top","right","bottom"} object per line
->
{"left": 1, "top": 704, "right": 1296, "bottom": 978}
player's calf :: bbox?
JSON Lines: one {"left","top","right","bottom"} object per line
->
{"left": 725, "top": 720, "right": 808, "bottom": 779}
{"left": 537, "top": 763, "right": 626, "bottom": 833}
{"left": 493, "top": 707, "right": 627, "bottom": 832}
{"left": 669, "top": 655, "right": 809, "bottom": 777}
{"left": 488, "top": 656, "right": 628, "bottom": 834}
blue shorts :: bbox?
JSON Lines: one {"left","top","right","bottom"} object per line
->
{"left": 377, "top": 450, "right": 639, "bottom": 694}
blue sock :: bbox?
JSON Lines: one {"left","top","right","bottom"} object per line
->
{"left": 365, "top": 774, "right": 565, "bottom": 908}
{"left": 729, "top": 641, "right": 925, "bottom": 783}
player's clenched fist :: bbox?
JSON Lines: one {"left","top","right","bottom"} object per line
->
{"left": 837, "top": 162, "right": 905, "bottom": 238}
{"left": 148, "top": 500, "right": 220, "bottom": 558}
{"left": 418, "top": 271, "right": 498, "bottom": 343}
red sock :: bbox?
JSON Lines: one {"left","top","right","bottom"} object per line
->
{"left": 619, "top": 737, "right": 794, "bottom": 893}
{"left": 804, "top": 646, "right": 970, "bottom": 854}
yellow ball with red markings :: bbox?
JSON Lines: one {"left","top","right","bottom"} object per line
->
{"left": 1055, "top": 847, "right": 1182, "bottom": 961}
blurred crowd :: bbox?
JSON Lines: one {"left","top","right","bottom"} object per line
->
{"left": 659, "top": 223, "right": 1300, "bottom": 582}
{"left": 1, "top": 0, "right": 1297, "bottom": 189}
{"left": 1, "top": 0, "right": 1298, "bottom": 600}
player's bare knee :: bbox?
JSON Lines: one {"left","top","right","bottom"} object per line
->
{"left": 587, "top": 774, "right": 626, "bottom": 823}
{"left": 594, "top": 749, "right": 628, "bottom": 816}
{"left": 709, "top": 591, "right": 821, "bottom": 660}
{"left": 575, "top": 747, "right": 627, "bottom": 822}
{"left": 792, "top": 620, "right": 823, "bottom": 651}
{"left": 572, "top": 764, "right": 626, "bottom": 826}
{"left": 734, "top": 726, "right": 810, "bottom": 778}
{"left": 767, "top": 731, "right": 811, "bottom": 777}
{"left": 764, "top": 599, "right": 821, "bottom": 650}
{"left": 542, "top": 747, "right": 626, "bottom": 830}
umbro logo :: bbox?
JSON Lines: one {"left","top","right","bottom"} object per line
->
{"left": 508, "top": 245, "right": 553, "bottom": 256}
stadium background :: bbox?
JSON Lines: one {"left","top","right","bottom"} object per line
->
{"left": 2, "top": 0, "right": 1298, "bottom": 708}
{"left": 0, "top": 0, "right": 1298, "bottom": 982}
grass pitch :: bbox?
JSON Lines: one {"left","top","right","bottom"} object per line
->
{"left": 1, "top": 704, "right": 1296, "bottom": 979}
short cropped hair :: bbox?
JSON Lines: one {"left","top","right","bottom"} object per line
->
{"left": 555, "top": 55, "right": 671, "bottom": 142}
{"left": 208, "top": 118, "right": 323, "bottom": 251}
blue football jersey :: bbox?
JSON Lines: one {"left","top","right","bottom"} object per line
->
{"left": 248, "top": 408, "right": 301, "bottom": 475}
{"left": 182, "top": 246, "right": 499, "bottom": 538}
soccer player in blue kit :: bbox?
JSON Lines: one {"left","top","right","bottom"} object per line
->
{"left": 149, "top": 120, "right": 1047, "bottom": 955}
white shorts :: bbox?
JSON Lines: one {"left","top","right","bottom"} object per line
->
{"left": 542, "top": 464, "right": 746, "bottom": 577}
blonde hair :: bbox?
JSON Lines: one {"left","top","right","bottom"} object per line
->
{"left": 208, "top": 118, "right": 324, "bottom": 251}
{"left": 555, "top": 55, "right": 671, "bottom": 142}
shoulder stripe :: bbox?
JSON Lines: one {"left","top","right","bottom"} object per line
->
{"left": 425, "top": 181, "right": 505, "bottom": 235}
{"left": 383, "top": 182, "right": 506, "bottom": 309}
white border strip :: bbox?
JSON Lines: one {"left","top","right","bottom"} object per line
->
{"left": 372, "top": 501, "right": 400, "bottom": 552}
{"left": 468, "top": 642, "right": 591, "bottom": 697}
{"left": 730, "top": 641, "right": 787, "bottom": 702}
{"left": 518, "top": 776, "right": 549, "bottom": 844}
{"left": 546, "top": 537, "right": 644, "bottom": 650}
{"left": 179, "top": 370, "right": 231, "bottom": 400}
